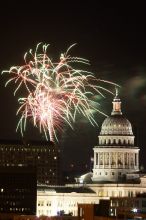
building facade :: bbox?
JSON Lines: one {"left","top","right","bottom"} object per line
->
{"left": 110, "top": 194, "right": 146, "bottom": 218}
{"left": 92, "top": 90, "right": 139, "bottom": 182}
{"left": 0, "top": 141, "right": 61, "bottom": 185}
{"left": 37, "top": 177, "right": 146, "bottom": 216}
{"left": 37, "top": 185, "right": 97, "bottom": 216}
{"left": 0, "top": 167, "right": 37, "bottom": 215}
{"left": 36, "top": 91, "right": 146, "bottom": 217}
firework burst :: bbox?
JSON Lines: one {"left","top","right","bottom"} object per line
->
{"left": 2, "top": 43, "right": 116, "bottom": 142}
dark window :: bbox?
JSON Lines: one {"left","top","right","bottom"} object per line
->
{"left": 142, "top": 200, "right": 146, "bottom": 207}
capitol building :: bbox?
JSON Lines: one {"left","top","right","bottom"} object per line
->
{"left": 92, "top": 89, "right": 139, "bottom": 183}
{"left": 37, "top": 91, "right": 146, "bottom": 217}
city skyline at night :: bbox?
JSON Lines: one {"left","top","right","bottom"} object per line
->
{"left": 0, "top": 3, "right": 146, "bottom": 170}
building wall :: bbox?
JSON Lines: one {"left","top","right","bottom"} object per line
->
{"left": 0, "top": 141, "right": 61, "bottom": 185}
{"left": 37, "top": 190, "right": 99, "bottom": 217}
{"left": 110, "top": 196, "right": 146, "bottom": 219}
{"left": 0, "top": 167, "right": 37, "bottom": 215}
{"left": 92, "top": 146, "right": 139, "bottom": 182}
{"left": 37, "top": 179, "right": 146, "bottom": 217}
{"left": 78, "top": 204, "right": 94, "bottom": 220}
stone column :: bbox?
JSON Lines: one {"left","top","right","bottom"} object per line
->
{"left": 129, "top": 153, "right": 132, "bottom": 169}
{"left": 99, "top": 152, "right": 101, "bottom": 166}
{"left": 123, "top": 152, "right": 125, "bottom": 168}
{"left": 116, "top": 152, "right": 118, "bottom": 168}
{"left": 99, "top": 152, "right": 102, "bottom": 166}
{"left": 103, "top": 152, "right": 105, "bottom": 168}
{"left": 126, "top": 153, "right": 129, "bottom": 168}
{"left": 109, "top": 152, "right": 111, "bottom": 168}
{"left": 128, "top": 153, "right": 130, "bottom": 169}
{"left": 135, "top": 153, "right": 137, "bottom": 167}
{"left": 137, "top": 153, "right": 139, "bottom": 169}
{"left": 96, "top": 153, "right": 98, "bottom": 166}
{"left": 93, "top": 151, "right": 96, "bottom": 168}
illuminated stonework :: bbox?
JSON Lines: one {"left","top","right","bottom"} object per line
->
{"left": 36, "top": 91, "right": 146, "bottom": 217}
{"left": 37, "top": 177, "right": 146, "bottom": 217}
{"left": 92, "top": 91, "right": 139, "bottom": 182}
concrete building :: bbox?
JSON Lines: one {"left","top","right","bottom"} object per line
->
{"left": 110, "top": 193, "right": 146, "bottom": 219}
{"left": 36, "top": 91, "right": 146, "bottom": 217}
{"left": 37, "top": 185, "right": 97, "bottom": 216}
{"left": 92, "top": 90, "right": 139, "bottom": 182}
{"left": 0, "top": 140, "right": 61, "bottom": 185}
{"left": 0, "top": 166, "right": 37, "bottom": 215}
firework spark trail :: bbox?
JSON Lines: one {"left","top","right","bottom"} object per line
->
{"left": 2, "top": 43, "right": 117, "bottom": 142}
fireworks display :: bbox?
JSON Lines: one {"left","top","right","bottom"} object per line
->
{"left": 2, "top": 43, "right": 115, "bottom": 142}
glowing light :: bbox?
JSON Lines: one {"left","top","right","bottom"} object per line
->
{"left": 2, "top": 43, "right": 116, "bottom": 142}
{"left": 132, "top": 208, "right": 138, "bottom": 213}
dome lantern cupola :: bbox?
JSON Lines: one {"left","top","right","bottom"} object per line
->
{"left": 99, "top": 88, "right": 133, "bottom": 136}
{"left": 111, "top": 87, "right": 122, "bottom": 116}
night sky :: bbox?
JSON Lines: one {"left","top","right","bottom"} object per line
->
{"left": 0, "top": 2, "right": 146, "bottom": 171}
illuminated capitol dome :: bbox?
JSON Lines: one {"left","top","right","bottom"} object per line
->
{"left": 36, "top": 90, "right": 146, "bottom": 217}
{"left": 92, "top": 89, "right": 140, "bottom": 182}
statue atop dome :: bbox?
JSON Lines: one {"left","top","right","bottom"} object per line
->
{"left": 111, "top": 87, "right": 122, "bottom": 115}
